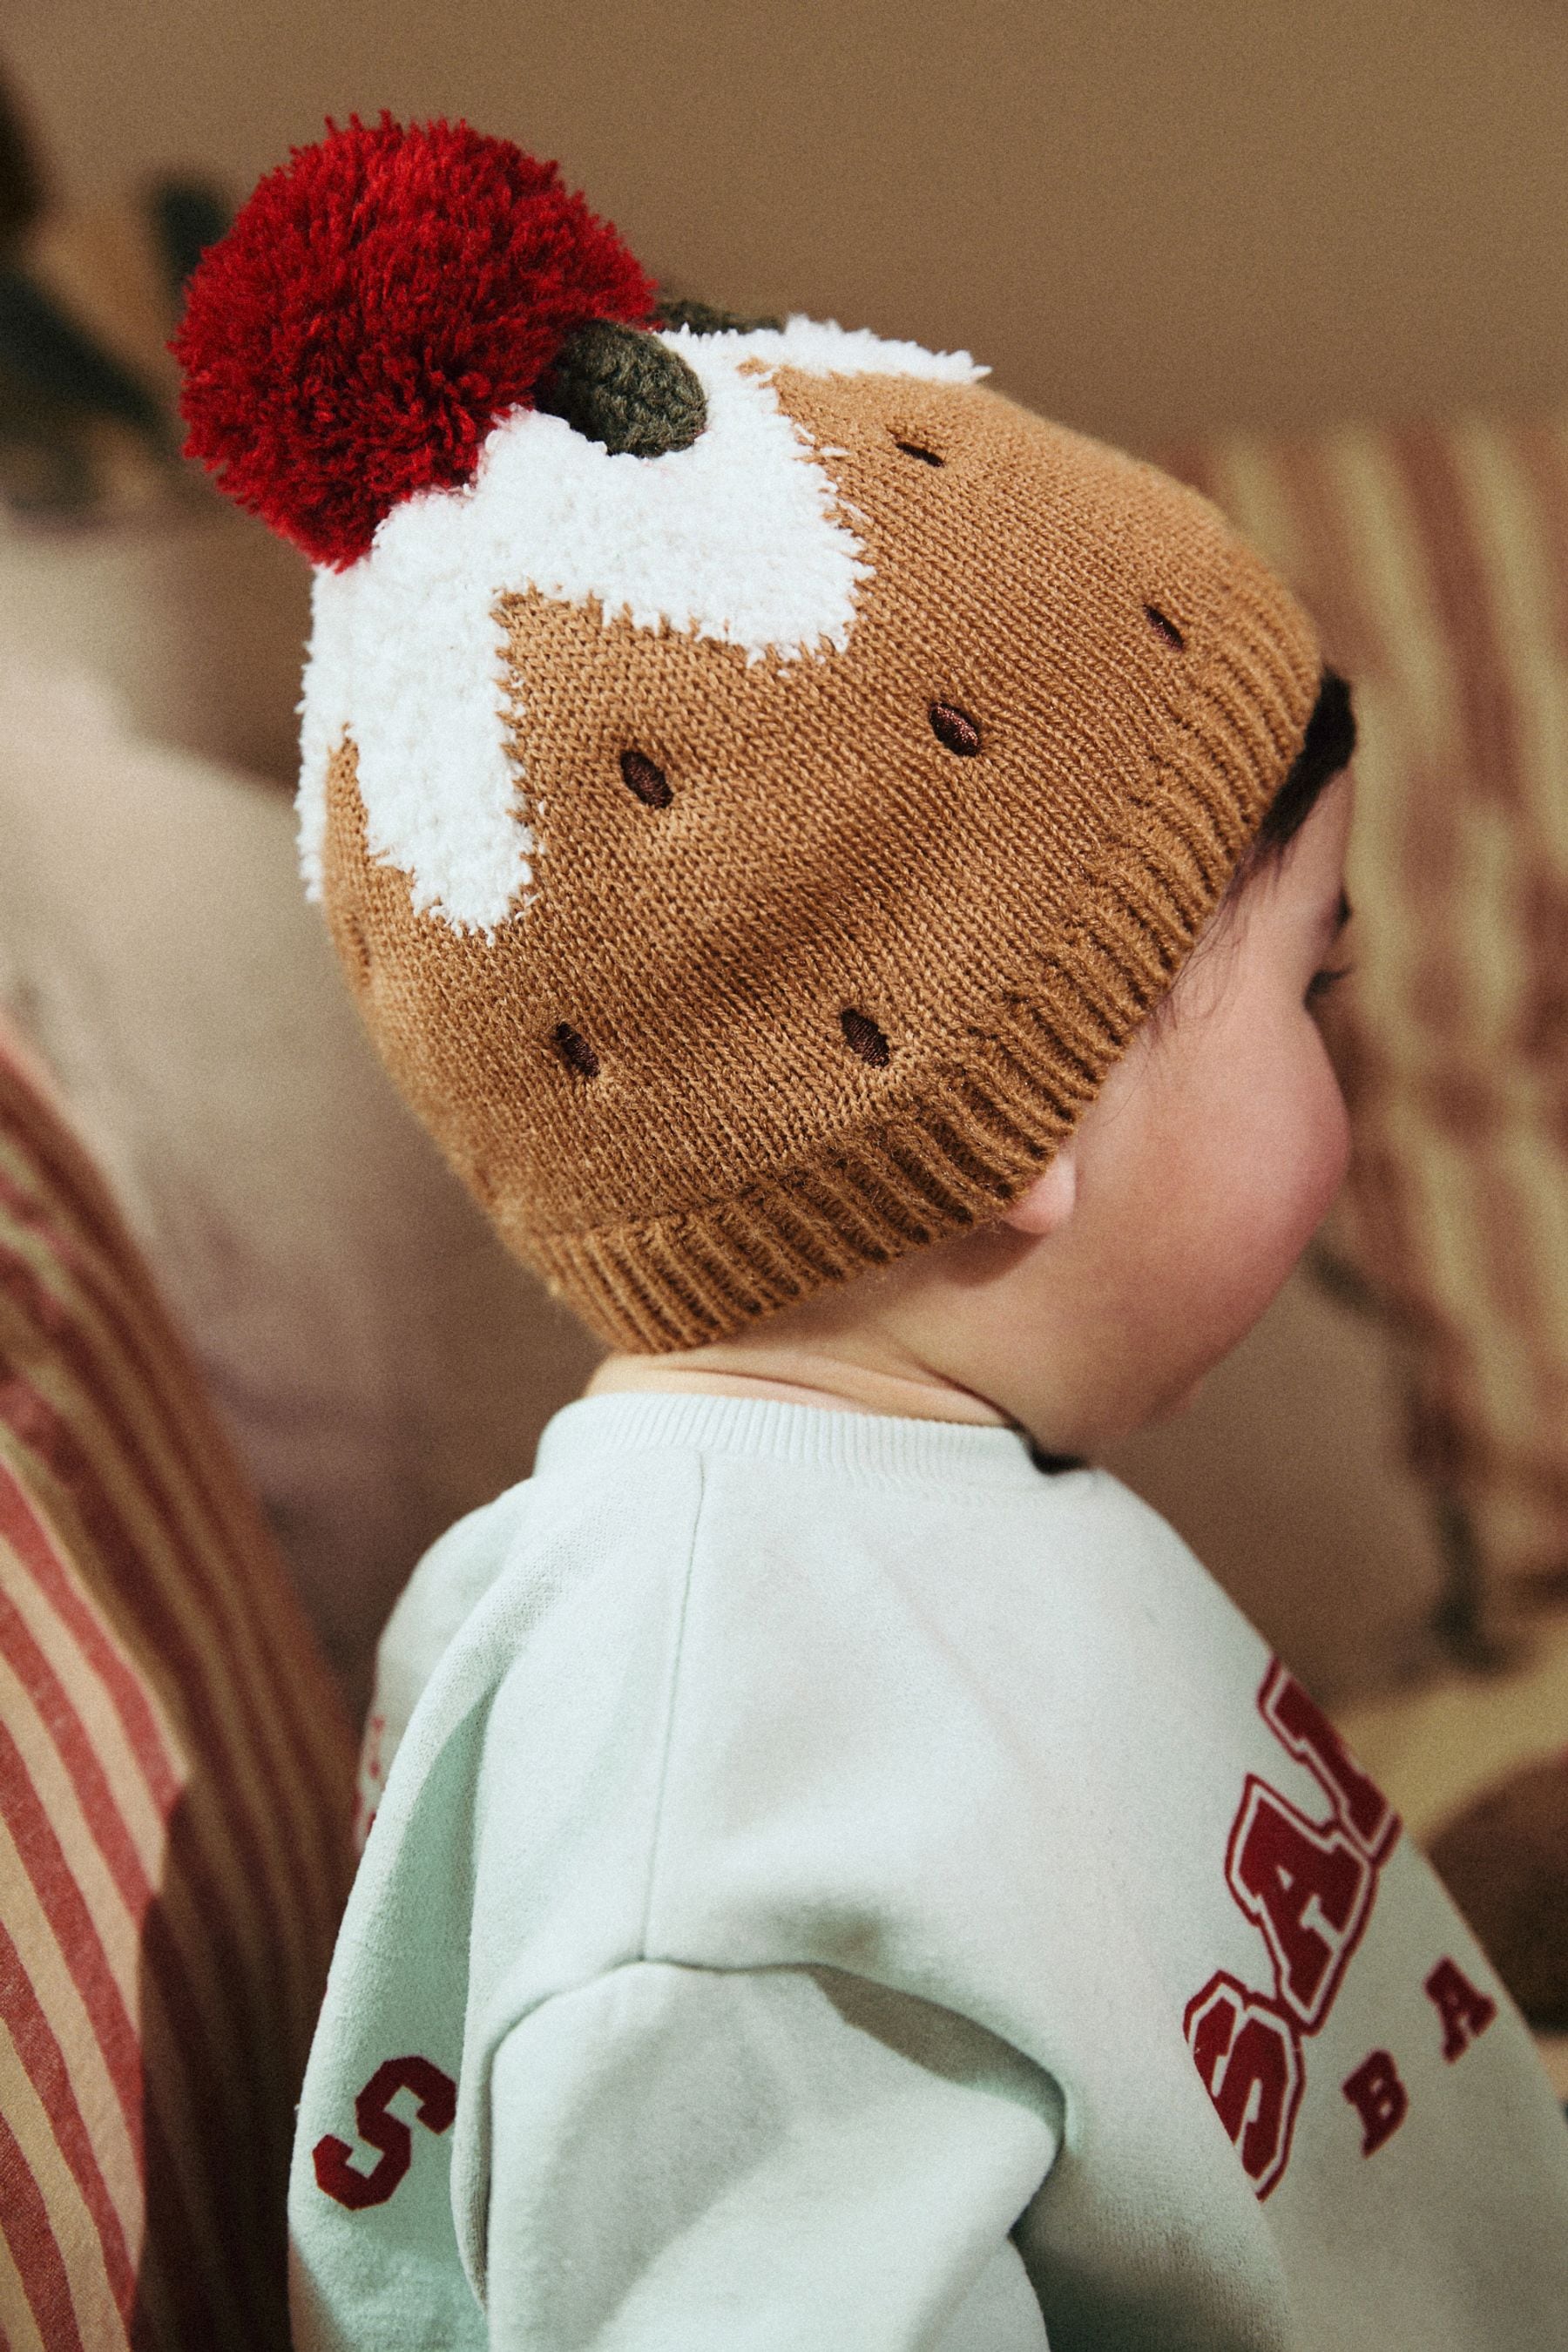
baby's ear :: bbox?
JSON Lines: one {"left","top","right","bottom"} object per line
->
{"left": 999, "top": 1143, "right": 1078, "bottom": 1238}
{"left": 172, "top": 113, "right": 661, "bottom": 569}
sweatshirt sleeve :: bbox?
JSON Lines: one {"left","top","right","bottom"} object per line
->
{"left": 483, "top": 1958, "right": 1062, "bottom": 2350}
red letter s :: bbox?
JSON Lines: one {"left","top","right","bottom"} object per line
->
{"left": 1185, "top": 1971, "right": 1304, "bottom": 2199}
{"left": 313, "top": 2055, "right": 457, "bottom": 2211}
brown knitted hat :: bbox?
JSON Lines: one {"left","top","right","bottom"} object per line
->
{"left": 178, "top": 120, "right": 1321, "bottom": 1355}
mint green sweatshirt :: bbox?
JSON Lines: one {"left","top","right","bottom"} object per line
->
{"left": 287, "top": 1392, "right": 1568, "bottom": 2349}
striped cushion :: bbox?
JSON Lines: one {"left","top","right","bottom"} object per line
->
{"left": 0, "top": 1031, "right": 355, "bottom": 2349}
{"left": 1168, "top": 418, "right": 1568, "bottom": 1659}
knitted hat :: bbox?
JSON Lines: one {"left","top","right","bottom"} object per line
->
{"left": 175, "top": 116, "right": 1322, "bottom": 1355}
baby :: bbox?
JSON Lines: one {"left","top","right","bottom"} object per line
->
{"left": 178, "top": 117, "right": 1568, "bottom": 2350}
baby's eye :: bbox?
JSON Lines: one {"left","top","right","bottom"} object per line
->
{"left": 1306, "top": 962, "right": 1355, "bottom": 1005}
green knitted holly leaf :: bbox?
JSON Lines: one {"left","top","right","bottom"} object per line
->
{"left": 537, "top": 318, "right": 706, "bottom": 457}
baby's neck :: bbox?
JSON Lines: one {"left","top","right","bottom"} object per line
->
{"left": 581, "top": 1350, "right": 1012, "bottom": 1429}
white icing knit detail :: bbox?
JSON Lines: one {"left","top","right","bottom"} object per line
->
{"left": 296, "top": 317, "right": 987, "bottom": 934}
{"left": 720, "top": 316, "right": 986, "bottom": 386}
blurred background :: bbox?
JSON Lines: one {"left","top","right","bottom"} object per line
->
{"left": 3, "top": 0, "right": 1568, "bottom": 2042}
{"left": 12, "top": 0, "right": 1568, "bottom": 453}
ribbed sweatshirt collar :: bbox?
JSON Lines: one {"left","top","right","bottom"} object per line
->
{"left": 532, "top": 1387, "right": 1090, "bottom": 1490}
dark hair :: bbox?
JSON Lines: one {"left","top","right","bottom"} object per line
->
{"left": 1232, "top": 666, "right": 1355, "bottom": 883}
{"left": 1149, "top": 666, "right": 1355, "bottom": 1029}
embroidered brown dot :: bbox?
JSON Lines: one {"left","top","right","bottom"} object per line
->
{"left": 841, "top": 1007, "right": 891, "bottom": 1066}
{"left": 895, "top": 439, "right": 943, "bottom": 466}
{"left": 552, "top": 1022, "right": 600, "bottom": 1078}
{"left": 1144, "top": 603, "right": 1186, "bottom": 651}
{"left": 929, "top": 701, "right": 981, "bottom": 755}
{"left": 341, "top": 915, "right": 372, "bottom": 985}
{"left": 619, "top": 748, "right": 672, "bottom": 808}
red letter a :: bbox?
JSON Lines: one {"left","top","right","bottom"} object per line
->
{"left": 1229, "top": 1779, "right": 1371, "bottom": 2026}
{"left": 1423, "top": 1956, "right": 1497, "bottom": 2062}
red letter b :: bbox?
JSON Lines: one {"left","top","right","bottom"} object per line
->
{"left": 1342, "top": 2048, "right": 1408, "bottom": 2155}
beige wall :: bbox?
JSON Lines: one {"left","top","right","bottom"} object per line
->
{"left": 8, "top": 0, "right": 1568, "bottom": 453}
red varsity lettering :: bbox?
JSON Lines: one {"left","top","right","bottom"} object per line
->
{"left": 1424, "top": 1956, "right": 1497, "bottom": 2061}
{"left": 1183, "top": 1657, "right": 1401, "bottom": 2201}
{"left": 1342, "top": 2049, "right": 1409, "bottom": 2153}
{"left": 313, "top": 2055, "right": 457, "bottom": 2211}
{"left": 1185, "top": 1971, "right": 1304, "bottom": 2199}
{"left": 1259, "top": 1664, "right": 1400, "bottom": 1860}
{"left": 1227, "top": 1776, "right": 1374, "bottom": 2028}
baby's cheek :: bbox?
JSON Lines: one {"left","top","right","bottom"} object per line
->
{"left": 1202, "top": 1073, "right": 1339, "bottom": 1337}
{"left": 1243, "top": 1069, "right": 1349, "bottom": 1329}
{"left": 1294, "top": 1051, "right": 1354, "bottom": 1234}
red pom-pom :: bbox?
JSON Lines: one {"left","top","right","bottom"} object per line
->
{"left": 173, "top": 115, "right": 657, "bottom": 567}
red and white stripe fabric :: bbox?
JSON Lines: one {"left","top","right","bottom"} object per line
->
{"left": 0, "top": 1030, "right": 355, "bottom": 2349}
{"left": 1167, "top": 416, "right": 1568, "bottom": 1659}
